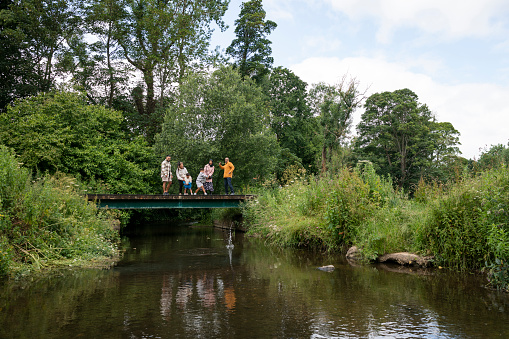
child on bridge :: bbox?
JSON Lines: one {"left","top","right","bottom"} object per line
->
{"left": 183, "top": 173, "right": 192, "bottom": 195}
{"left": 194, "top": 168, "right": 208, "bottom": 195}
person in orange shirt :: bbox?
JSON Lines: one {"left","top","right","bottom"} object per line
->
{"left": 218, "top": 157, "right": 235, "bottom": 195}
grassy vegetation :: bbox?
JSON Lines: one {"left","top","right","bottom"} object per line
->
{"left": 0, "top": 146, "right": 120, "bottom": 278}
{"left": 242, "top": 163, "right": 509, "bottom": 290}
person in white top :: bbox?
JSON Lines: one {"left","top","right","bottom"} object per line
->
{"left": 175, "top": 162, "right": 188, "bottom": 195}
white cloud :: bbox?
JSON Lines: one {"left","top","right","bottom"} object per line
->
{"left": 290, "top": 56, "right": 509, "bottom": 158}
{"left": 264, "top": 0, "right": 295, "bottom": 21}
{"left": 301, "top": 35, "right": 341, "bottom": 54}
{"left": 322, "top": 0, "right": 509, "bottom": 43}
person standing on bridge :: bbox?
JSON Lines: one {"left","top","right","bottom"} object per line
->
{"left": 161, "top": 155, "right": 172, "bottom": 195}
{"left": 219, "top": 157, "right": 235, "bottom": 195}
{"left": 175, "top": 162, "right": 188, "bottom": 195}
{"left": 203, "top": 159, "right": 215, "bottom": 194}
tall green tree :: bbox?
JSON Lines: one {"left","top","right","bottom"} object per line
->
{"left": 355, "top": 88, "right": 456, "bottom": 190}
{"left": 264, "top": 67, "right": 321, "bottom": 173}
{"left": 477, "top": 143, "right": 509, "bottom": 171}
{"left": 309, "top": 78, "right": 364, "bottom": 172}
{"left": 226, "top": 0, "right": 277, "bottom": 82}
{"left": 0, "top": 0, "right": 82, "bottom": 110}
{"left": 106, "top": 0, "right": 229, "bottom": 128}
{"left": 65, "top": 0, "right": 131, "bottom": 107}
{"left": 426, "top": 121, "right": 462, "bottom": 181}
{"left": 156, "top": 66, "right": 279, "bottom": 190}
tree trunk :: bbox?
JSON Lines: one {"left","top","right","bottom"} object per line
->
{"left": 321, "top": 144, "right": 327, "bottom": 173}
{"left": 144, "top": 68, "right": 156, "bottom": 116}
{"left": 106, "top": 22, "right": 114, "bottom": 107}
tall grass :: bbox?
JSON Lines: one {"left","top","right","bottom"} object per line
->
{"left": 243, "top": 162, "right": 509, "bottom": 290}
{"left": 0, "top": 146, "right": 119, "bottom": 277}
{"left": 418, "top": 166, "right": 509, "bottom": 288}
{"left": 243, "top": 163, "right": 401, "bottom": 250}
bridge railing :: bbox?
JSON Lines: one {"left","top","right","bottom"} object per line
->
{"left": 86, "top": 194, "right": 255, "bottom": 209}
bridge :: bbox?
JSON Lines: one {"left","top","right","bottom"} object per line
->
{"left": 86, "top": 194, "right": 254, "bottom": 209}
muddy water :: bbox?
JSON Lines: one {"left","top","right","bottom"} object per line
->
{"left": 1, "top": 223, "right": 508, "bottom": 338}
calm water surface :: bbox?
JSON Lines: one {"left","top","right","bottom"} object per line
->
{"left": 1, "top": 223, "right": 509, "bottom": 338}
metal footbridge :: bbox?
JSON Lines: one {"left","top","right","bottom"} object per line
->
{"left": 86, "top": 194, "right": 254, "bottom": 209}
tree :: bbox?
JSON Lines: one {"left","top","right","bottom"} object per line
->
{"left": 0, "top": 90, "right": 157, "bottom": 193}
{"left": 106, "top": 0, "right": 229, "bottom": 129}
{"left": 155, "top": 66, "right": 279, "bottom": 190}
{"left": 64, "top": 0, "right": 132, "bottom": 107}
{"left": 477, "top": 143, "right": 509, "bottom": 171}
{"left": 355, "top": 89, "right": 444, "bottom": 190}
{"left": 264, "top": 67, "right": 321, "bottom": 174}
{"left": 309, "top": 78, "right": 364, "bottom": 173}
{"left": 226, "top": 0, "right": 277, "bottom": 82}
{"left": 425, "top": 121, "right": 462, "bottom": 181}
{"left": 0, "top": 0, "right": 82, "bottom": 111}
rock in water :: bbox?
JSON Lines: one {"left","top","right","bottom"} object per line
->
{"left": 346, "top": 246, "right": 362, "bottom": 260}
{"left": 317, "top": 265, "right": 335, "bottom": 272}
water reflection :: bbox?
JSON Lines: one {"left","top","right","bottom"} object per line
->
{"left": 1, "top": 223, "right": 508, "bottom": 339}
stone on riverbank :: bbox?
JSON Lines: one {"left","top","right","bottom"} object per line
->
{"left": 378, "top": 252, "right": 432, "bottom": 267}
{"left": 346, "top": 246, "right": 432, "bottom": 267}
{"left": 346, "top": 246, "right": 362, "bottom": 260}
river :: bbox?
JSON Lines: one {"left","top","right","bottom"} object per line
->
{"left": 1, "top": 222, "right": 508, "bottom": 338}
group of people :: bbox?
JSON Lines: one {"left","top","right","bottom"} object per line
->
{"left": 160, "top": 156, "right": 235, "bottom": 196}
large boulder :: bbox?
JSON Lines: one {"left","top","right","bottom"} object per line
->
{"left": 378, "top": 252, "right": 432, "bottom": 267}
{"left": 346, "top": 246, "right": 362, "bottom": 260}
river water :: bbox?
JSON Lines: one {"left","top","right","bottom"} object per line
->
{"left": 1, "top": 223, "right": 509, "bottom": 338}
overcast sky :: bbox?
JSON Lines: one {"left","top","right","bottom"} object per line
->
{"left": 210, "top": 0, "right": 509, "bottom": 159}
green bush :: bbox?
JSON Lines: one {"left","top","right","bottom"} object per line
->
{"left": 0, "top": 146, "right": 119, "bottom": 276}
{"left": 244, "top": 160, "right": 509, "bottom": 290}
{"left": 419, "top": 166, "right": 509, "bottom": 273}
{"left": 0, "top": 91, "right": 158, "bottom": 194}
{"left": 243, "top": 163, "right": 400, "bottom": 250}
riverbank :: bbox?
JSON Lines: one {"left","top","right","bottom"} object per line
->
{"left": 242, "top": 163, "right": 509, "bottom": 290}
{"left": 0, "top": 146, "right": 120, "bottom": 278}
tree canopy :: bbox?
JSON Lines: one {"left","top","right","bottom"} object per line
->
{"left": 309, "top": 78, "right": 364, "bottom": 172}
{"left": 0, "top": 90, "right": 157, "bottom": 193}
{"left": 155, "top": 66, "right": 279, "bottom": 189}
{"left": 355, "top": 88, "right": 460, "bottom": 190}
{"left": 226, "top": 0, "right": 277, "bottom": 82}
{"left": 264, "top": 67, "right": 321, "bottom": 174}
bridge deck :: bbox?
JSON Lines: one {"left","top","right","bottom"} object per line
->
{"left": 86, "top": 194, "right": 254, "bottom": 209}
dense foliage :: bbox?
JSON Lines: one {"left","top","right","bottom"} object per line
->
{"left": 227, "top": 0, "right": 277, "bottom": 82}
{"left": 0, "top": 146, "right": 119, "bottom": 277}
{"left": 355, "top": 89, "right": 461, "bottom": 190}
{"left": 155, "top": 66, "right": 279, "bottom": 190}
{"left": 0, "top": 91, "right": 158, "bottom": 194}
{"left": 243, "top": 153, "right": 509, "bottom": 290}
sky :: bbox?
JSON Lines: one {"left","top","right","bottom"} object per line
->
{"left": 210, "top": 0, "right": 509, "bottom": 159}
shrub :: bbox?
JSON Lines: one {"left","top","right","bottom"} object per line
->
{"left": 243, "top": 163, "right": 400, "bottom": 251}
{"left": 0, "top": 146, "right": 119, "bottom": 276}
{"left": 419, "top": 166, "right": 509, "bottom": 272}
